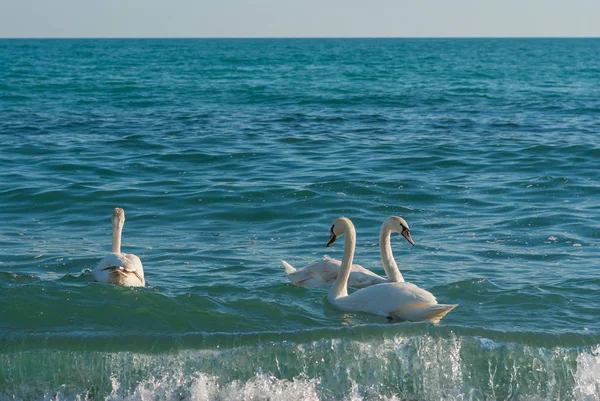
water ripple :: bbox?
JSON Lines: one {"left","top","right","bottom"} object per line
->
{"left": 1, "top": 38, "right": 600, "bottom": 398}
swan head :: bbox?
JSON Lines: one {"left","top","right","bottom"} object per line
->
{"left": 326, "top": 217, "right": 353, "bottom": 247}
{"left": 112, "top": 207, "right": 125, "bottom": 227}
{"left": 386, "top": 216, "right": 415, "bottom": 246}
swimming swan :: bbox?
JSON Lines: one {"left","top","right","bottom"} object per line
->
{"left": 282, "top": 216, "right": 414, "bottom": 288}
{"left": 326, "top": 217, "right": 457, "bottom": 323}
{"left": 92, "top": 208, "right": 145, "bottom": 287}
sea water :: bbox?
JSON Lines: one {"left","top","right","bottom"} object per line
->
{"left": 0, "top": 38, "right": 599, "bottom": 400}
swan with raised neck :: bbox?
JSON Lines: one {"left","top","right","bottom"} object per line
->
{"left": 282, "top": 216, "right": 413, "bottom": 288}
{"left": 326, "top": 217, "right": 457, "bottom": 323}
{"left": 92, "top": 208, "right": 145, "bottom": 287}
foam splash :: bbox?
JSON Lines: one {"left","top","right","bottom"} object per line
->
{"left": 104, "top": 372, "right": 321, "bottom": 401}
{"left": 573, "top": 345, "right": 600, "bottom": 400}
{"left": 2, "top": 335, "right": 599, "bottom": 401}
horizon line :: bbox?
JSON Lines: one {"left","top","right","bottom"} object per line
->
{"left": 1, "top": 36, "right": 599, "bottom": 40}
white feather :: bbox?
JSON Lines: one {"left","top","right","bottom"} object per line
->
{"left": 282, "top": 256, "right": 386, "bottom": 288}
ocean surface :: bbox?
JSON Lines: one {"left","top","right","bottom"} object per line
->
{"left": 0, "top": 38, "right": 599, "bottom": 400}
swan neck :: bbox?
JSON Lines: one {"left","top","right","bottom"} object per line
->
{"left": 379, "top": 225, "right": 404, "bottom": 282}
{"left": 328, "top": 224, "right": 356, "bottom": 301}
{"left": 112, "top": 219, "right": 123, "bottom": 253}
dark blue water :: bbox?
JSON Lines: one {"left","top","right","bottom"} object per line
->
{"left": 1, "top": 39, "right": 599, "bottom": 400}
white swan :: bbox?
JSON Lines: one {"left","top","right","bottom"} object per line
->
{"left": 326, "top": 217, "right": 457, "bottom": 323}
{"left": 92, "top": 208, "right": 145, "bottom": 287}
{"left": 282, "top": 216, "right": 414, "bottom": 288}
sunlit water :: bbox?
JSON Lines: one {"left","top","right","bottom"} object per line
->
{"left": 1, "top": 38, "right": 599, "bottom": 400}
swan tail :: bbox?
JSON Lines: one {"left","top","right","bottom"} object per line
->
{"left": 395, "top": 303, "right": 458, "bottom": 324}
{"left": 416, "top": 304, "right": 458, "bottom": 324}
{"left": 281, "top": 260, "right": 296, "bottom": 274}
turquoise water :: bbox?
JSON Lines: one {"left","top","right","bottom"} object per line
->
{"left": 1, "top": 38, "right": 599, "bottom": 400}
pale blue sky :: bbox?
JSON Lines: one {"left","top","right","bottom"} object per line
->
{"left": 1, "top": 0, "right": 599, "bottom": 38}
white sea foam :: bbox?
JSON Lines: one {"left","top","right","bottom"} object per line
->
{"left": 573, "top": 344, "right": 600, "bottom": 401}
{"left": 103, "top": 371, "right": 321, "bottom": 401}
{"left": 2, "top": 335, "right": 599, "bottom": 401}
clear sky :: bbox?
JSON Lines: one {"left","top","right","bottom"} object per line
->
{"left": 1, "top": 0, "right": 599, "bottom": 38}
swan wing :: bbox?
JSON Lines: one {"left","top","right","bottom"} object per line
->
{"left": 93, "top": 253, "right": 124, "bottom": 282}
{"left": 304, "top": 259, "right": 343, "bottom": 282}
{"left": 282, "top": 259, "right": 340, "bottom": 287}
{"left": 96, "top": 253, "right": 124, "bottom": 270}
{"left": 303, "top": 259, "right": 386, "bottom": 288}
{"left": 306, "top": 259, "right": 385, "bottom": 280}
{"left": 285, "top": 269, "right": 330, "bottom": 287}
{"left": 283, "top": 258, "right": 387, "bottom": 288}
{"left": 93, "top": 252, "right": 145, "bottom": 287}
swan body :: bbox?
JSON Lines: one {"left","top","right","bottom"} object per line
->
{"left": 283, "top": 216, "right": 414, "bottom": 288}
{"left": 326, "top": 217, "right": 457, "bottom": 323}
{"left": 282, "top": 256, "right": 387, "bottom": 288}
{"left": 92, "top": 208, "right": 145, "bottom": 287}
